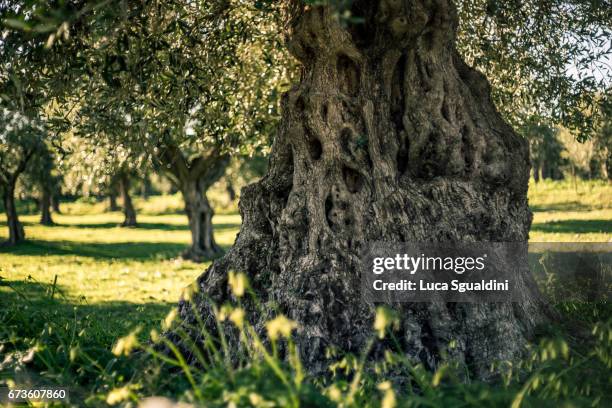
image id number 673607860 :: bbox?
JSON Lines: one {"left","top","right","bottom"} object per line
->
{"left": 0, "top": 387, "right": 69, "bottom": 403}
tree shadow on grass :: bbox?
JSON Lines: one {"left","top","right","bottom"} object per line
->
{"left": 16, "top": 221, "right": 241, "bottom": 232}
{"left": 0, "top": 239, "right": 233, "bottom": 261}
{"left": 530, "top": 201, "right": 596, "bottom": 213}
{"left": 0, "top": 278, "right": 174, "bottom": 347}
{"left": 531, "top": 219, "right": 612, "bottom": 234}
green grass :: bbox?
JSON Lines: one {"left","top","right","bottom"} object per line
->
{"left": 0, "top": 212, "right": 240, "bottom": 340}
{"left": 528, "top": 179, "right": 611, "bottom": 242}
{"left": 0, "top": 180, "right": 610, "bottom": 407}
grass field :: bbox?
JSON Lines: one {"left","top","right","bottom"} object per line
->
{"left": 0, "top": 213, "right": 240, "bottom": 345}
{"left": 0, "top": 179, "right": 610, "bottom": 407}
{"left": 528, "top": 179, "right": 611, "bottom": 241}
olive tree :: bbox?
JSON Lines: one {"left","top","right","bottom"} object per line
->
{"left": 175, "top": 0, "right": 610, "bottom": 378}
{"left": 66, "top": 0, "right": 287, "bottom": 260}
{"left": 0, "top": 109, "right": 45, "bottom": 244}
{"left": 21, "top": 143, "right": 61, "bottom": 225}
{"left": 5, "top": 0, "right": 610, "bottom": 377}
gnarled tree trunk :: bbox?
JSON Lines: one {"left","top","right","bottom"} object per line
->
{"left": 119, "top": 172, "right": 137, "bottom": 227}
{"left": 179, "top": 0, "right": 548, "bottom": 379}
{"left": 180, "top": 179, "right": 221, "bottom": 262}
{"left": 2, "top": 181, "right": 25, "bottom": 246}
{"left": 158, "top": 143, "right": 230, "bottom": 262}
{"left": 40, "top": 185, "right": 54, "bottom": 225}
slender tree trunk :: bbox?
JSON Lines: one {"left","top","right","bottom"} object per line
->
{"left": 179, "top": 0, "right": 547, "bottom": 379}
{"left": 51, "top": 191, "right": 61, "bottom": 214}
{"left": 40, "top": 186, "right": 54, "bottom": 225}
{"left": 141, "top": 174, "right": 152, "bottom": 199}
{"left": 119, "top": 172, "right": 137, "bottom": 227}
{"left": 226, "top": 180, "right": 236, "bottom": 202}
{"left": 2, "top": 181, "right": 25, "bottom": 246}
{"left": 108, "top": 192, "right": 119, "bottom": 212}
{"left": 533, "top": 163, "right": 540, "bottom": 183}
{"left": 180, "top": 178, "right": 222, "bottom": 262}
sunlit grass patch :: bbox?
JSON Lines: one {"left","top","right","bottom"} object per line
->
{"left": 528, "top": 180, "right": 611, "bottom": 242}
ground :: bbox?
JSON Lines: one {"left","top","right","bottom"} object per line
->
{"left": 0, "top": 180, "right": 610, "bottom": 406}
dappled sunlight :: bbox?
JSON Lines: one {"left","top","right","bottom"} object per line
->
{"left": 0, "top": 212, "right": 241, "bottom": 309}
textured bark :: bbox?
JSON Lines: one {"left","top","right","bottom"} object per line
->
{"left": 2, "top": 182, "right": 25, "bottom": 246}
{"left": 178, "top": 0, "right": 548, "bottom": 379}
{"left": 119, "top": 172, "right": 137, "bottom": 227}
{"left": 40, "top": 186, "right": 54, "bottom": 225}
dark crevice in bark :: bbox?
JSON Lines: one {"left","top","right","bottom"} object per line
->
{"left": 337, "top": 54, "right": 361, "bottom": 96}
{"left": 320, "top": 103, "right": 329, "bottom": 123}
{"left": 295, "top": 96, "right": 306, "bottom": 114}
{"left": 340, "top": 127, "right": 353, "bottom": 155}
{"left": 342, "top": 166, "right": 364, "bottom": 194}
{"left": 391, "top": 53, "right": 407, "bottom": 131}
{"left": 396, "top": 144, "right": 409, "bottom": 176}
{"left": 418, "top": 319, "right": 439, "bottom": 369}
{"left": 306, "top": 130, "right": 323, "bottom": 161}
{"left": 461, "top": 125, "right": 474, "bottom": 174}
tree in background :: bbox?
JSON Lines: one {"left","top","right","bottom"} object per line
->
{"left": 0, "top": 110, "right": 46, "bottom": 244}
{"left": 62, "top": 0, "right": 288, "bottom": 260}
{"left": 0, "top": 0, "right": 76, "bottom": 239}
{"left": 21, "top": 143, "right": 62, "bottom": 225}
{"left": 158, "top": 144, "right": 229, "bottom": 260}
{"left": 520, "top": 116, "right": 567, "bottom": 182}
{"left": 117, "top": 169, "right": 138, "bottom": 227}
{"left": 106, "top": 174, "right": 120, "bottom": 212}
{"left": 60, "top": 130, "right": 145, "bottom": 227}
{"left": 593, "top": 96, "right": 611, "bottom": 180}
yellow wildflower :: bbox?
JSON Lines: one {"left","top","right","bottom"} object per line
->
{"left": 266, "top": 315, "right": 297, "bottom": 341}
{"left": 229, "top": 307, "right": 245, "bottom": 328}
{"left": 374, "top": 306, "right": 399, "bottom": 339}
{"left": 162, "top": 308, "right": 178, "bottom": 330}
{"left": 112, "top": 328, "right": 141, "bottom": 356}
{"left": 228, "top": 271, "right": 248, "bottom": 297}
{"left": 106, "top": 386, "right": 130, "bottom": 405}
{"left": 377, "top": 381, "right": 396, "bottom": 408}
